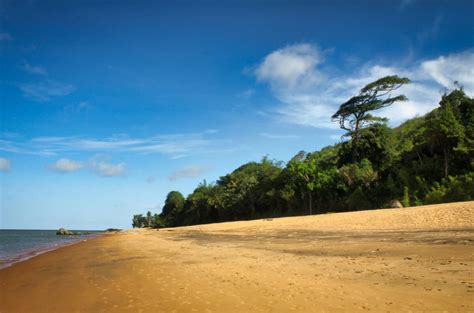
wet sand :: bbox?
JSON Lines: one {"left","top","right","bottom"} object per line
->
{"left": 1, "top": 201, "right": 473, "bottom": 312}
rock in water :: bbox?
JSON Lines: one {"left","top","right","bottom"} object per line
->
{"left": 388, "top": 200, "right": 404, "bottom": 208}
{"left": 56, "top": 228, "right": 73, "bottom": 235}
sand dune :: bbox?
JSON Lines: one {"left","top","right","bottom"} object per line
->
{"left": 1, "top": 201, "right": 473, "bottom": 312}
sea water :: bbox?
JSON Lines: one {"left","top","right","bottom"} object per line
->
{"left": 0, "top": 229, "right": 101, "bottom": 269}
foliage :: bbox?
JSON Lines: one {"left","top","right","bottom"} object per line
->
{"left": 132, "top": 84, "right": 473, "bottom": 228}
{"left": 161, "top": 191, "right": 186, "bottom": 226}
{"left": 402, "top": 186, "right": 410, "bottom": 207}
{"left": 132, "top": 214, "right": 146, "bottom": 228}
{"left": 425, "top": 173, "right": 474, "bottom": 204}
{"left": 332, "top": 75, "right": 410, "bottom": 143}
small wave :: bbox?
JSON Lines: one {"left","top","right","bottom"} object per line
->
{"left": 0, "top": 233, "right": 101, "bottom": 269}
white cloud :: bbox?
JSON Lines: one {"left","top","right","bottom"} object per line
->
{"left": 20, "top": 80, "right": 75, "bottom": 102}
{"left": 255, "top": 44, "right": 323, "bottom": 90}
{"left": 253, "top": 44, "right": 473, "bottom": 129}
{"left": 0, "top": 157, "right": 11, "bottom": 171}
{"left": 274, "top": 93, "right": 337, "bottom": 129}
{"left": 87, "top": 154, "right": 126, "bottom": 177}
{"left": 169, "top": 165, "right": 211, "bottom": 181}
{"left": 421, "top": 51, "right": 474, "bottom": 94}
{"left": 47, "top": 155, "right": 126, "bottom": 177}
{"left": 92, "top": 161, "right": 126, "bottom": 177}
{"left": 238, "top": 89, "right": 255, "bottom": 98}
{"left": 21, "top": 62, "right": 47, "bottom": 75}
{"left": 259, "top": 132, "right": 299, "bottom": 139}
{"left": 49, "top": 158, "right": 83, "bottom": 172}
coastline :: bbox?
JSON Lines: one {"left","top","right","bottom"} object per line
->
{"left": 1, "top": 202, "right": 473, "bottom": 312}
{"left": 0, "top": 232, "right": 103, "bottom": 270}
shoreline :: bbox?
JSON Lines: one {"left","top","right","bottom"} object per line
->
{"left": 0, "top": 232, "right": 104, "bottom": 270}
{"left": 1, "top": 202, "right": 473, "bottom": 312}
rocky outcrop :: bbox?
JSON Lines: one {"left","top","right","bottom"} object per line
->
{"left": 388, "top": 200, "right": 404, "bottom": 208}
{"left": 105, "top": 228, "right": 122, "bottom": 232}
{"left": 56, "top": 228, "right": 79, "bottom": 235}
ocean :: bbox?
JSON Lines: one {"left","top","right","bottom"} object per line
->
{"left": 0, "top": 229, "right": 101, "bottom": 269}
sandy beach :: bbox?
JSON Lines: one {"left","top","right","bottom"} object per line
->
{"left": 1, "top": 201, "right": 473, "bottom": 312}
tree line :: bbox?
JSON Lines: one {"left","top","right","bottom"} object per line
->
{"left": 133, "top": 75, "right": 473, "bottom": 228}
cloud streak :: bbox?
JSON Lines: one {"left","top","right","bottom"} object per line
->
{"left": 20, "top": 80, "right": 75, "bottom": 102}
{"left": 0, "top": 130, "right": 228, "bottom": 159}
{"left": 259, "top": 132, "right": 299, "bottom": 139}
{"left": 21, "top": 62, "right": 47, "bottom": 75}
{"left": 169, "top": 165, "right": 211, "bottom": 181}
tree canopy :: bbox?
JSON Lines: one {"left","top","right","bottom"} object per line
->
{"left": 332, "top": 75, "right": 410, "bottom": 140}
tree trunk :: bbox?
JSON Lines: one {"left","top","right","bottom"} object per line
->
{"left": 309, "top": 192, "right": 313, "bottom": 215}
{"left": 353, "top": 118, "right": 360, "bottom": 161}
{"left": 443, "top": 148, "right": 449, "bottom": 178}
{"left": 416, "top": 151, "right": 423, "bottom": 167}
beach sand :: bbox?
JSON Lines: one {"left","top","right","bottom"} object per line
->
{"left": 1, "top": 201, "right": 473, "bottom": 312}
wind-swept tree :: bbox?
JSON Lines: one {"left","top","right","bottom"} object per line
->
{"left": 332, "top": 75, "right": 410, "bottom": 144}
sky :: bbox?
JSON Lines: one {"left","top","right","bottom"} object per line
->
{"left": 1, "top": 0, "right": 473, "bottom": 230}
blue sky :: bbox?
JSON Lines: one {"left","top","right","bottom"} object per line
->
{"left": 1, "top": 0, "right": 473, "bottom": 229}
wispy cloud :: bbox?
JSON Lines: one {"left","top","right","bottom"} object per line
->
{"left": 416, "top": 14, "right": 443, "bottom": 44}
{"left": 421, "top": 50, "right": 474, "bottom": 92}
{"left": 49, "top": 158, "right": 84, "bottom": 172}
{"left": 60, "top": 101, "right": 91, "bottom": 121}
{"left": 259, "top": 132, "right": 299, "bottom": 139}
{"left": 91, "top": 160, "right": 126, "bottom": 177}
{"left": 169, "top": 165, "right": 211, "bottom": 181}
{"left": 238, "top": 89, "right": 255, "bottom": 99}
{"left": 0, "top": 157, "right": 11, "bottom": 171}
{"left": 20, "top": 80, "right": 75, "bottom": 102}
{"left": 0, "top": 139, "right": 56, "bottom": 156}
{"left": 253, "top": 44, "right": 474, "bottom": 129}
{"left": 21, "top": 62, "right": 47, "bottom": 75}
{"left": 0, "top": 130, "right": 228, "bottom": 159}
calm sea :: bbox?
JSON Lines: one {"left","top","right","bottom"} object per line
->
{"left": 0, "top": 230, "right": 102, "bottom": 269}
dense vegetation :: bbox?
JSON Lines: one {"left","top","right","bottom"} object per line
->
{"left": 132, "top": 76, "right": 473, "bottom": 228}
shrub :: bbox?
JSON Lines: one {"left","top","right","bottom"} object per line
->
{"left": 402, "top": 186, "right": 410, "bottom": 207}
{"left": 425, "top": 173, "right": 474, "bottom": 204}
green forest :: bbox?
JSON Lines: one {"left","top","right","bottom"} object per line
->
{"left": 132, "top": 75, "right": 474, "bottom": 229}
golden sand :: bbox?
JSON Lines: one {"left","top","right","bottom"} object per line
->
{"left": 1, "top": 201, "right": 473, "bottom": 312}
